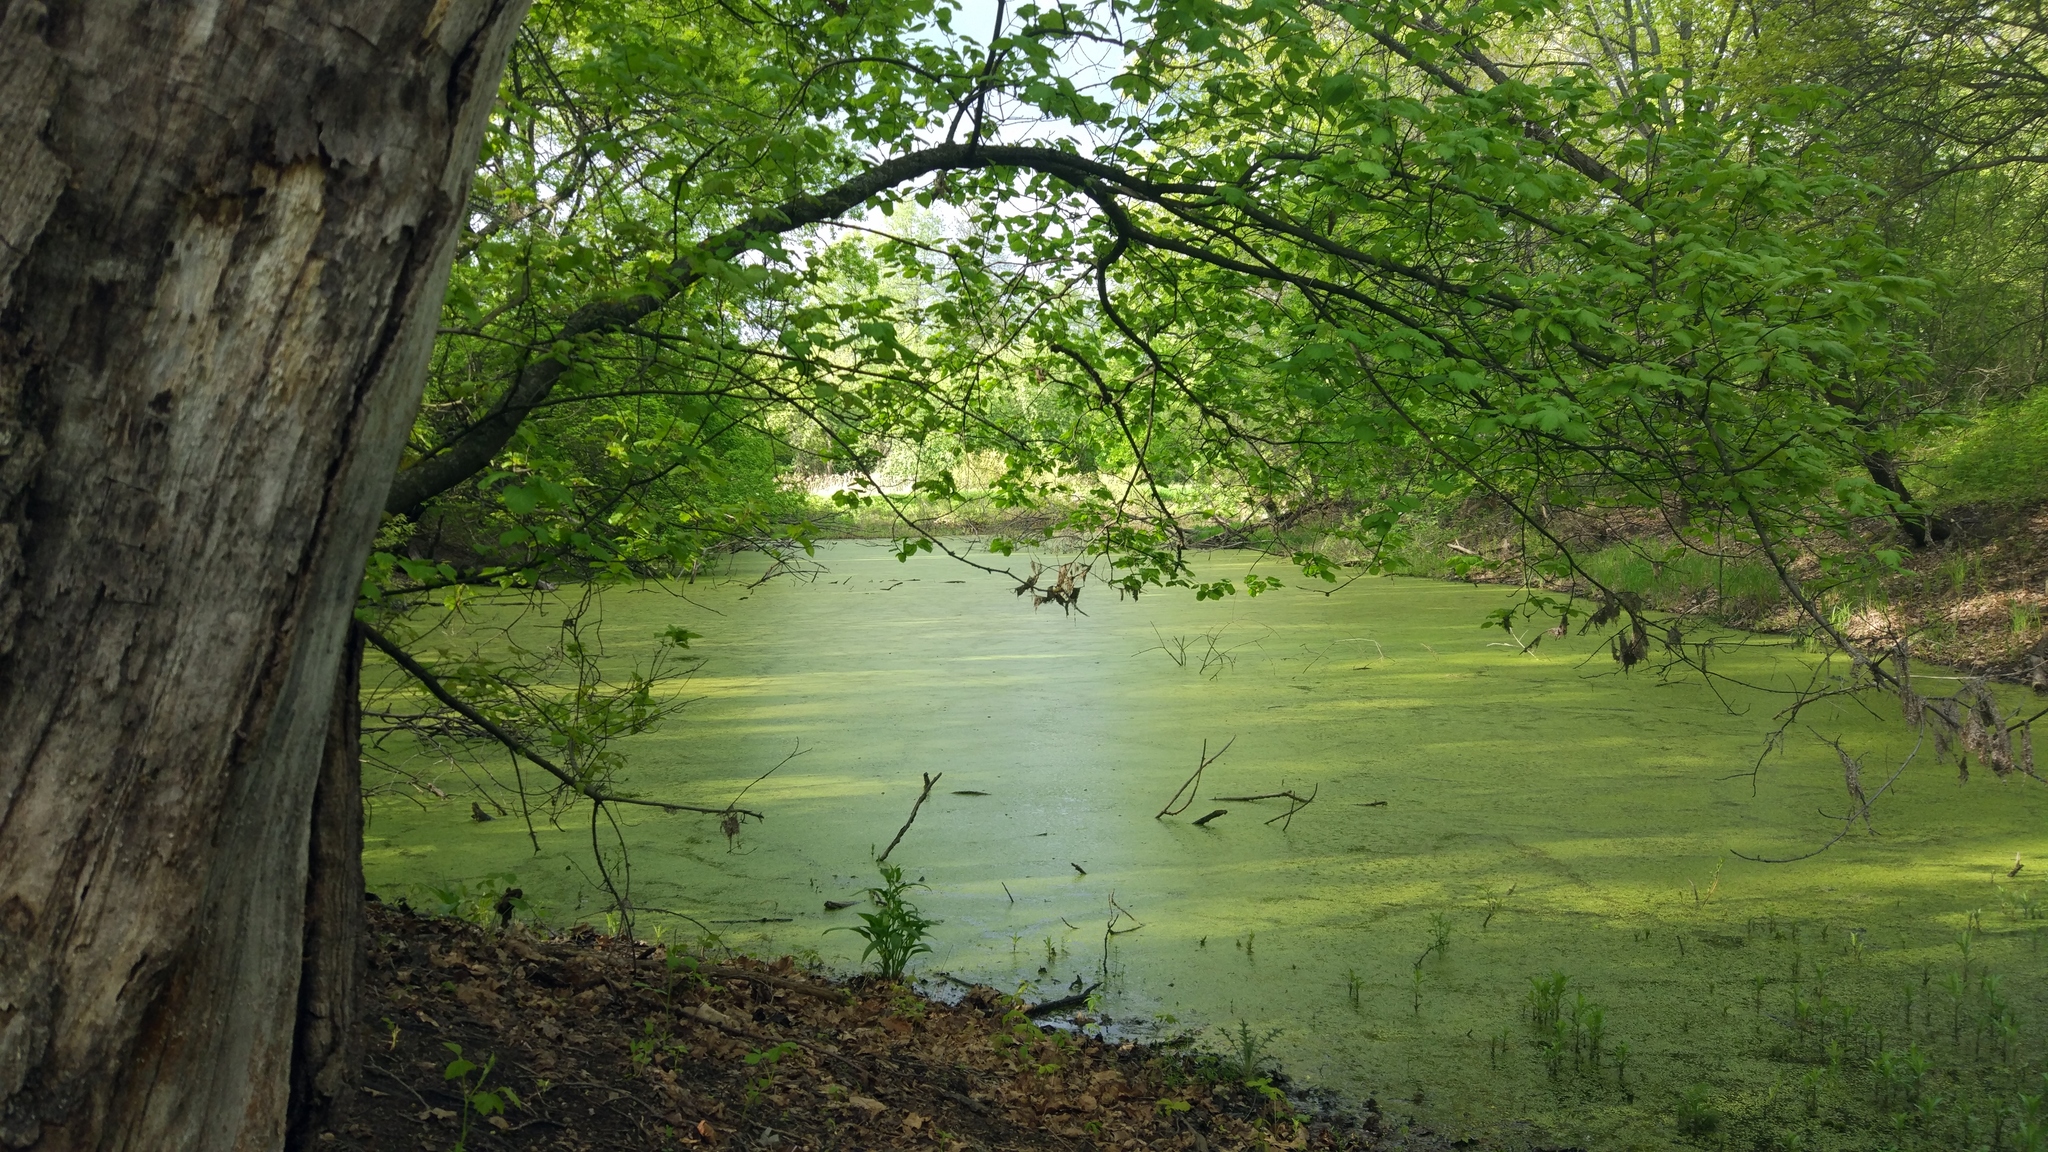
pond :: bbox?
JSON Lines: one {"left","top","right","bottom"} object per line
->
{"left": 365, "top": 541, "right": 2048, "bottom": 1150}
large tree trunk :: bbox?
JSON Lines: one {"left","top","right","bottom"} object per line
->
{"left": 0, "top": 2, "right": 525, "bottom": 1148}
{"left": 283, "top": 626, "right": 366, "bottom": 1150}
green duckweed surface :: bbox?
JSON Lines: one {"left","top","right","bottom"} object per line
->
{"left": 365, "top": 542, "right": 2048, "bottom": 1150}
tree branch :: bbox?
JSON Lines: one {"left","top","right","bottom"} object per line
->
{"left": 387, "top": 125, "right": 1614, "bottom": 515}
{"left": 358, "top": 622, "right": 760, "bottom": 819}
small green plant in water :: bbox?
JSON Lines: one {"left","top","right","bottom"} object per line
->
{"left": 1481, "top": 886, "right": 1514, "bottom": 929}
{"left": 1212, "top": 1016, "right": 1277, "bottom": 1082}
{"left": 1527, "top": 970, "right": 1570, "bottom": 1030}
{"left": 1675, "top": 1083, "right": 1721, "bottom": 1140}
{"left": 1423, "top": 911, "right": 1452, "bottom": 962}
{"left": 1217, "top": 1019, "right": 1282, "bottom": 1083}
{"left": 1800, "top": 1067, "right": 1826, "bottom": 1117}
{"left": 1345, "top": 968, "right": 1364, "bottom": 1010}
{"left": 829, "top": 862, "right": 935, "bottom": 981}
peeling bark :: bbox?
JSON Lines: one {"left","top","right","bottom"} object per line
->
{"left": 0, "top": 1, "right": 526, "bottom": 1148}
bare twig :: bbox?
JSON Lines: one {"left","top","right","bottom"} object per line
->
{"left": 1107, "top": 894, "right": 1145, "bottom": 933}
{"left": 1210, "top": 783, "right": 1320, "bottom": 829}
{"left": 1264, "top": 784, "right": 1319, "bottom": 830}
{"left": 876, "top": 772, "right": 941, "bottom": 863}
{"left": 721, "top": 740, "right": 803, "bottom": 848}
{"left": 1157, "top": 736, "right": 1235, "bottom": 818}
{"left": 729, "top": 740, "right": 803, "bottom": 812}
{"left": 1734, "top": 730, "right": 1925, "bottom": 863}
{"left": 1213, "top": 791, "right": 1311, "bottom": 803}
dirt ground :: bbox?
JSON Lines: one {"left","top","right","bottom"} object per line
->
{"left": 1880, "top": 503, "right": 2048, "bottom": 682}
{"left": 320, "top": 904, "right": 1498, "bottom": 1152}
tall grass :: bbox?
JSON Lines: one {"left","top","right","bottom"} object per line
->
{"left": 1921, "top": 386, "right": 2048, "bottom": 509}
{"left": 1575, "top": 547, "right": 1785, "bottom": 618}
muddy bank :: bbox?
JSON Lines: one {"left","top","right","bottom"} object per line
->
{"left": 322, "top": 904, "right": 1490, "bottom": 1151}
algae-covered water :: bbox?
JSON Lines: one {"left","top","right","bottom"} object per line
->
{"left": 365, "top": 542, "right": 2048, "bottom": 1150}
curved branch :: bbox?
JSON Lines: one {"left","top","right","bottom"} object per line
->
{"left": 387, "top": 143, "right": 1010, "bottom": 514}
{"left": 388, "top": 127, "right": 1625, "bottom": 515}
{"left": 359, "top": 622, "right": 760, "bottom": 819}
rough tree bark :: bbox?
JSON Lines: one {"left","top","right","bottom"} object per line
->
{"left": 284, "top": 626, "right": 366, "bottom": 1149}
{"left": 0, "top": 1, "right": 526, "bottom": 1148}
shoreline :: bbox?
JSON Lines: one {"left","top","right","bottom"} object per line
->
{"left": 326, "top": 903, "right": 1495, "bottom": 1151}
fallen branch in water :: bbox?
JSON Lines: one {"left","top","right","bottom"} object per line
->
{"left": 1024, "top": 982, "right": 1102, "bottom": 1018}
{"left": 1157, "top": 736, "right": 1235, "bottom": 818}
{"left": 1107, "top": 894, "right": 1145, "bottom": 935}
{"left": 1213, "top": 791, "right": 1309, "bottom": 802}
{"left": 1264, "top": 784, "right": 1318, "bottom": 830}
{"left": 1210, "top": 783, "right": 1320, "bottom": 830}
{"left": 876, "top": 771, "right": 941, "bottom": 863}
{"left": 1192, "top": 809, "right": 1228, "bottom": 827}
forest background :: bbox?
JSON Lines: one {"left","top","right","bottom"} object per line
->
{"left": 13, "top": 0, "right": 2048, "bottom": 1146}
{"left": 367, "top": 0, "right": 2048, "bottom": 834}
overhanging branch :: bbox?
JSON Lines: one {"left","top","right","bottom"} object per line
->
{"left": 359, "top": 622, "right": 760, "bottom": 819}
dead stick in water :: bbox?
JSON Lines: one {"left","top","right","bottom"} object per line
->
{"left": 1192, "top": 809, "right": 1228, "bottom": 827}
{"left": 1024, "top": 982, "right": 1102, "bottom": 1018}
{"left": 1264, "top": 784, "right": 1319, "bottom": 830}
{"left": 1157, "top": 736, "right": 1236, "bottom": 818}
{"left": 1213, "top": 791, "right": 1312, "bottom": 803}
{"left": 876, "top": 771, "right": 941, "bottom": 863}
